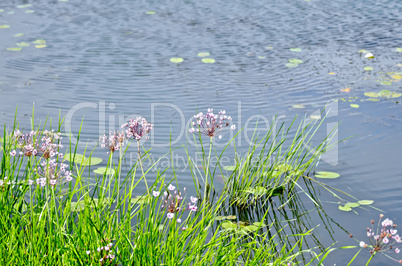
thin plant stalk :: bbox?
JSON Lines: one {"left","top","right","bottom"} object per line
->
{"left": 203, "top": 137, "right": 213, "bottom": 201}
{"left": 137, "top": 140, "right": 149, "bottom": 195}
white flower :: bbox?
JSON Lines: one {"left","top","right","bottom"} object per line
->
{"left": 152, "top": 191, "right": 160, "bottom": 197}
{"left": 167, "top": 184, "right": 175, "bottom": 191}
{"left": 359, "top": 241, "right": 367, "bottom": 248}
{"left": 167, "top": 213, "right": 174, "bottom": 219}
{"left": 190, "top": 196, "right": 198, "bottom": 204}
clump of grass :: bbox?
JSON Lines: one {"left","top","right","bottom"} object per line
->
{"left": 0, "top": 108, "right": 371, "bottom": 265}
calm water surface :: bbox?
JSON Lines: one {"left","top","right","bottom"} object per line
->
{"left": 1, "top": 0, "right": 402, "bottom": 264}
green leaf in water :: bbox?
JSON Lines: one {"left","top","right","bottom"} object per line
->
{"left": 7, "top": 47, "right": 22, "bottom": 51}
{"left": 364, "top": 52, "right": 374, "bottom": 59}
{"left": 367, "top": 98, "right": 380, "bottom": 102}
{"left": 17, "top": 4, "right": 32, "bottom": 8}
{"left": 315, "top": 171, "right": 340, "bottom": 179}
{"left": 358, "top": 49, "right": 368, "bottom": 53}
{"left": 378, "top": 90, "right": 401, "bottom": 98}
{"left": 32, "top": 39, "right": 46, "bottom": 44}
{"left": 0, "top": 25, "right": 10, "bottom": 29}
{"left": 35, "top": 44, "right": 47, "bottom": 49}
{"left": 201, "top": 58, "right": 215, "bottom": 63}
{"left": 93, "top": 167, "right": 115, "bottom": 175}
{"left": 358, "top": 200, "right": 374, "bottom": 205}
{"left": 339, "top": 205, "right": 352, "bottom": 211}
{"left": 289, "top": 48, "right": 302, "bottom": 52}
{"left": 265, "top": 46, "right": 273, "bottom": 49}
{"left": 170, "top": 57, "right": 183, "bottom": 63}
{"left": 285, "top": 63, "right": 298, "bottom": 68}
{"left": 396, "top": 48, "right": 402, "bottom": 53}
{"left": 350, "top": 104, "right": 359, "bottom": 108}
{"left": 380, "top": 80, "right": 392, "bottom": 85}
{"left": 243, "top": 225, "right": 259, "bottom": 232}
{"left": 223, "top": 165, "right": 236, "bottom": 171}
{"left": 0, "top": 9, "right": 4, "bottom": 12}
{"left": 64, "top": 153, "right": 102, "bottom": 166}
{"left": 309, "top": 115, "right": 321, "bottom": 120}
{"left": 215, "top": 215, "right": 236, "bottom": 221}
{"left": 221, "top": 221, "right": 237, "bottom": 229}
{"left": 146, "top": 11, "right": 156, "bottom": 14}
{"left": 345, "top": 202, "right": 360, "bottom": 208}
{"left": 16, "top": 42, "right": 30, "bottom": 47}
{"left": 253, "top": 221, "right": 267, "bottom": 227}
{"left": 13, "top": 33, "right": 24, "bottom": 37}
{"left": 288, "top": 59, "right": 303, "bottom": 64}
{"left": 258, "top": 56, "right": 265, "bottom": 59}
{"left": 198, "top": 52, "right": 210, "bottom": 57}
{"left": 25, "top": 10, "right": 35, "bottom": 13}
{"left": 364, "top": 67, "right": 373, "bottom": 71}
{"left": 292, "top": 104, "right": 305, "bottom": 108}
{"left": 131, "top": 195, "right": 149, "bottom": 205}
{"left": 364, "top": 92, "right": 379, "bottom": 98}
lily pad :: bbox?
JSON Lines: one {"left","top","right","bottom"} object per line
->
{"left": 358, "top": 49, "right": 369, "bottom": 53}
{"left": 390, "top": 74, "right": 402, "bottom": 80}
{"left": 145, "top": 11, "right": 156, "bottom": 14}
{"left": 292, "top": 104, "right": 305, "bottom": 108}
{"left": 364, "top": 67, "right": 373, "bottom": 71}
{"left": 93, "top": 167, "right": 115, "bottom": 175}
{"left": 358, "top": 200, "right": 374, "bottom": 205}
{"left": 289, "top": 48, "right": 302, "bottom": 52}
{"left": 221, "top": 221, "right": 237, "bottom": 229}
{"left": 13, "top": 33, "right": 24, "bottom": 37}
{"left": 364, "top": 92, "right": 379, "bottom": 98}
{"left": 309, "top": 115, "right": 321, "bottom": 120}
{"left": 17, "top": 4, "right": 32, "bottom": 8}
{"left": 367, "top": 98, "right": 380, "bottom": 102}
{"left": 32, "top": 39, "right": 46, "bottom": 45}
{"left": 350, "top": 104, "right": 359, "bottom": 108}
{"left": 288, "top": 59, "right": 303, "bottom": 64}
{"left": 364, "top": 52, "right": 374, "bottom": 59}
{"left": 170, "top": 57, "right": 183, "bottom": 63}
{"left": 25, "top": 10, "right": 35, "bottom": 13}
{"left": 35, "top": 44, "right": 47, "bottom": 49}
{"left": 224, "top": 165, "right": 237, "bottom": 171}
{"left": 345, "top": 202, "right": 360, "bottom": 208}
{"left": 253, "top": 221, "right": 267, "bottom": 227}
{"left": 64, "top": 153, "right": 102, "bottom": 166}
{"left": 7, "top": 47, "right": 22, "bottom": 51}
{"left": 16, "top": 42, "right": 30, "bottom": 47}
{"left": 315, "top": 171, "right": 340, "bottom": 179}
{"left": 380, "top": 81, "right": 392, "bottom": 85}
{"left": 243, "top": 225, "right": 259, "bottom": 232}
{"left": 285, "top": 63, "right": 298, "bottom": 68}
{"left": 201, "top": 58, "right": 215, "bottom": 63}
{"left": 339, "top": 205, "right": 352, "bottom": 211}
{"left": 0, "top": 9, "right": 4, "bottom": 12}
{"left": 0, "top": 25, "right": 10, "bottom": 29}
{"left": 131, "top": 195, "right": 149, "bottom": 205}
{"left": 198, "top": 52, "right": 210, "bottom": 57}
{"left": 378, "top": 90, "right": 401, "bottom": 98}
{"left": 265, "top": 46, "right": 273, "bottom": 50}
{"left": 215, "top": 215, "right": 236, "bottom": 221}
{"left": 396, "top": 48, "right": 402, "bottom": 53}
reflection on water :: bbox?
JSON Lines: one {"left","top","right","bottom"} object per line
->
{"left": 0, "top": 0, "right": 402, "bottom": 264}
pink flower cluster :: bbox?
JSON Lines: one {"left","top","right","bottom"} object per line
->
{"left": 85, "top": 242, "right": 115, "bottom": 263}
{"left": 189, "top": 108, "right": 235, "bottom": 139}
{"left": 36, "top": 159, "right": 72, "bottom": 187}
{"left": 360, "top": 214, "right": 402, "bottom": 262}
{"left": 11, "top": 130, "right": 63, "bottom": 159}
{"left": 153, "top": 185, "right": 198, "bottom": 220}
{"left": 121, "top": 117, "right": 153, "bottom": 140}
{"left": 99, "top": 130, "right": 126, "bottom": 154}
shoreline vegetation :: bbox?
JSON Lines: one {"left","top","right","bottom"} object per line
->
{"left": 0, "top": 108, "right": 396, "bottom": 265}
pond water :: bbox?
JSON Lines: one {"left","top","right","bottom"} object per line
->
{"left": 1, "top": 0, "right": 402, "bottom": 264}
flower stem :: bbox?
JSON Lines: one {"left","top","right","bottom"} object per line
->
{"left": 203, "top": 137, "right": 213, "bottom": 202}
{"left": 365, "top": 252, "right": 375, "bottom": 266}
{"left": 137, "top": 140, "right": 149, "bottom": 195}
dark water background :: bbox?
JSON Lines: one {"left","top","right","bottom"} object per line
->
{"left": 1, "top": 0, "right": 402, "bottom": 264}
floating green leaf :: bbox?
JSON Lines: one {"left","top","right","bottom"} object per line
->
{"left": 253, "top": 221, "right": 266, "bottom": 227}
{"left": 292, "top": 104, "right": 305, "bottom": 108}
{"left": 13, "top": 33, "right": 24, "bottom": 37}
{"left": 16, "top": 42, "right": 30, "bottom": 47}
{"left": 215, "top": 215, "right": 236, "bottom": 221}
{"left": 265, "top": 46, "right": 273, "bottom": 50}
{"left": 221, "top": 221, "right": 237, "bottom": 229}
{"left": 146, "top": 11, "right": 156, "bottom": 14}
{"left": 32, "top": 39, "right": 46, "bottom": 44}
{"left": 367, "top": 98, "right": 380, "bottom": 102}
{"left": 364, "top": 67, "right": 373, "bottom": 71}
{"left": 358, "top": 49, "right": 368, "bottom": 53}
{"left": 17, "top": 4, "right": 32, "bottom": 8}
{"left": 224, "top": 165, "right": 236, "bottom": 171}
{"left": 358, "top": 200, "right": 374, "bottom": 205}
{"left": 364, "top": 92, "right": 379, "bottom": 98}
{"left": 198, "top": 52, "right": 210, "bottom": 57}
{"left": 170, "top": 57, "right": 183, "bottom": 63}
{"left": 201, "top": 58, "right": 215, "bottom": 63}
{"left": 390, "top": 74, "right": 402, "bottom": 80}
{"left": 0, "top": 9, "right": 4, "bottom": 12}
{"left": 25, "top": 10, "right": 35, "bottom": 13}
{"left": 289, "top": 48, "right": 302, "bottom": 52}
{"left": 64, "top": 153, "right": 102, "bottom": 166}
{"left": 285, "top": 63, "right": 298, "bottom": 68}
{"left": 315, "top": 171, "right": 340, "bottom": 179}
{"left": 131, "top": 195, "right": 149, "bottom": 205}
{"left": 368, "top": 90, "right": 402, "bottom": 98}
{"left": 258, "top": 56, "right": 265, "bottom": 59}
{"left": 309, "top": 115, "right": 321, "bottom": 120}
{"left": 380, "top": 80, "right": 392, "bottom": 85}
{"left": 339, "top": 205, "right": 352, "bottom": 211}
{"left": 35, "top": 44, "right": 47, "bottom": 49}
{"left": 0, "top": 25, "right": 10, "bottom": 29}
{"left": 350, "top": 104, "right": 359, "bottom": 108}
{"left": 7, "top": 47, "right": 22, "bottom": 51}
{"left": 243, "top": 225, "right": 259, "bottom": 232}
{"left": 345, "top": 202, "right": 360, "bottom": 208}
{"left": 70, "top": 201, "right": 86, "bottom": 211}
{"left": 364, "top": 52, "right": 374, "bottom": 59}
{"left": 288, "top": 59, "right": 303, "bottom": 64}
{"left": 246, "top": 186, "right": 268, "bottom": 197}
{"left": 93, "top": 167, "right": 115, "bottom": 175}
{"left": 396, "top": 48, "right": 402, "bottom": 53}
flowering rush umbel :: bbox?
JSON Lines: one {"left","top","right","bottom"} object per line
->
{"left": 121, "top": 117, "right": 153, "bottom": 140}
{"left": 359, "top": 214, "right": 402, "bottom": 263}
{"left": 189, "top": 108, "right": 235, "bottom": 139}
{"left": 35, "top": 159, "right": 72, "bottom": 187}
{"left": 99, "top": 130, "right": 126, "bottom": 154}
